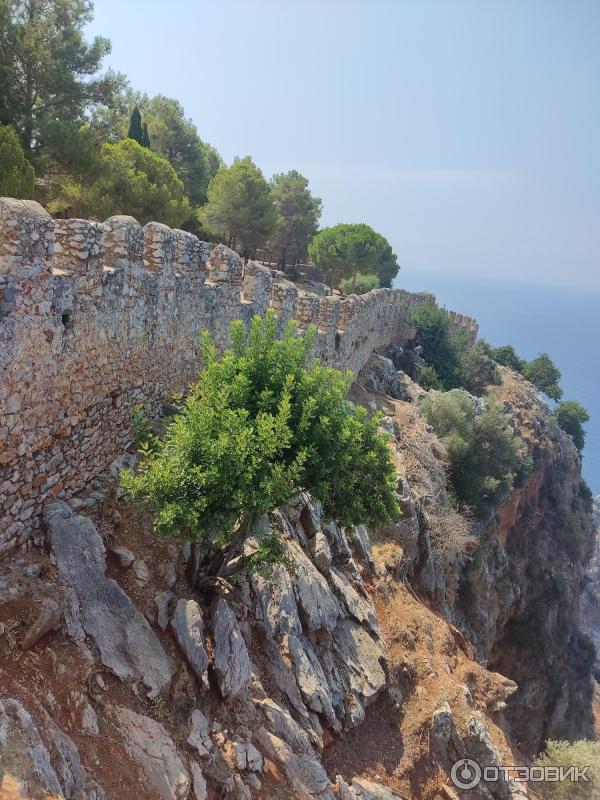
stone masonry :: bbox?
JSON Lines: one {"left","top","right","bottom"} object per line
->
{"left": 0, "top": 198, "right": 478, "bottom": 551}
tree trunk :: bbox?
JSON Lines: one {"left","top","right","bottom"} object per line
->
{"left": 186, "top": 517, "right": 255, "bottom": 593}
{"left": 351, "top": 268, "right": 357, "bottom": 292}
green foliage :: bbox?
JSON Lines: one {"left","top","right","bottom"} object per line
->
{"left": 0, "top": 124, "right": 34, "bottom": 197}
{"left": 245, "top": 530, "right": 297, "bottom": 579}
{"left": 131, "top": 404, "right": 156, "bottom": 450}
{"left": 199, "top": 157, "right": 279, "bottom": 255}
{"left": 49, "top": 138, "right": 192, "bottom": 226}
{"left": 514, "top": 453, "right": 534, "bottom": 486}
{"left": 416, "top": 364, "right": 444, "bottom": 390}
{"left": 340, "top": 272, "right": 380, "bottom": 295}
{"left": 534, "top": 739, "right": 600, "bottom": 800}
{"left": 137, "top": 95, "right": 218, "bottom": 205}
{"left": 459, "top": 340, "right": 500, "bottom": 395}
{"left": 523, "top": 353, "right": 563, "bottom": 400}
{"left": 122, "top": 311, "right": 399, "bottom": 570}
{"left": 268, "top": 170, "right": 322, "bottom": 268}
{"left": 373, "top": 235, "right": 400, "bottom": 288}
{"left": 0, "top": 0, "right": 119, "bottom": 170}
{"left": 491, "top": 344, "right": 526, "bottom": 373}
{"left": 91, "top": 92, "right": 221, "bottom": 206}
{"left": 127, "top": 105, "right": 144, "bottom": 145}
{"left": 421, "top": 389, "right": 521, "bottom": 517}
{"left": 555, "top": 400, "right": 590, "bottom": 453}
{"left": 409, "top": 300, "right": 462, "bottom": 390}
{"left": 309, "top": 223, "right": 398, "bottom": 289}
{"left": 141, "top": 122, "right": 150, "bottom": 149}
{"left": 409, "top": 303, "right": 509, "bottom": 395}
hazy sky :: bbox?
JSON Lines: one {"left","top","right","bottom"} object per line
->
{"left": 88, "top": 0, "right": 600, "bottom": 290}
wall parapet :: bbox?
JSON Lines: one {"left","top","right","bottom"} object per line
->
{"left": 0, "top": 198, "right": 478, "bottom": 551}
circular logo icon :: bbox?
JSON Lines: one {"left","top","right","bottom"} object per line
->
{"left": 451, "top": 759, "right": 482, "bottom": 790}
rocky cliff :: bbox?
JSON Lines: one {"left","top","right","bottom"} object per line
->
{"left": 582, "top": 497, "right": 600, "bottom": 681}
{"left": 1, "top": 352, "right": 596, "bottom": 800}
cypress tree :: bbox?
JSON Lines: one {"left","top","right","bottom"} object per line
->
{"left": 141, "top": 122, "right": 151, "bottom": 149}
{"left": 127, "top": 106, "right": 144, "bottom": 145}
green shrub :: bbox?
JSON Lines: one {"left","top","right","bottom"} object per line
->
{"left": 410, "top": 302, "right": 498, "bottom": 395}
{"left": 284, "top": 263, "right": 301, "bottom": 282}
{"left": 421, "top": 390, "right": 521, "bottom": 517}
{"left": 458, "top": 340, "right": 500, "bottom": 395}
{"left": 534, "top": 739, "right": 600, "bottom": 799}
{"left": 409, "top": 300, "right": 462, "bottom": 390}
{"left": 523, "top": 353, "right": 563, "bottom": 401}
{"left": 132, "top": 404, "right": 155, "bottom": 449}
{"left": 555, "top": 400, "right": 590, "bottom": 453}
{"left": 340, "top": 272, "right": 380, "bottom": 295}
{"left": 417, "top": 364, "right": 444, "bottom": 390}
{"left": 122, "top": 310, "right": 399, "bottom": 578}
{"left": 0, "top": 125, "right": 35, "bottom": 198}
{"left": 491, "top": 344, "right": 526, "bottom": 373}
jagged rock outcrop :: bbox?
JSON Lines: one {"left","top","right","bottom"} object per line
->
{"left": 171, "top": 598, "right": 209, "bottom": 684}
{"left": 112, "top": 705, "right": 191, "bottom": 800}
{"left": 210, "top": 597, "right": 252, "bottom": 699}
{"left": 582, "top": 496, "right": 600, "bottom": 680}
{"left": 44, "top": 500, "right": 174, "bottom": 698}
{"left": 454, "top": 377, "right": 596, "bottom": 754}
{"left": 0, "top": 692, "right": 104, "bottom": 800}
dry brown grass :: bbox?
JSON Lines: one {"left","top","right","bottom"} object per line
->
{"left": 424, "top": 506, "right": 476, "bottom": 569}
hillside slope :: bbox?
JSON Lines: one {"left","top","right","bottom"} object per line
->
{"left": 0, "top": 360, "right": 596, "bottom": 800}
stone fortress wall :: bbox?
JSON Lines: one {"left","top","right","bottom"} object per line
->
{"left": 0, "top": 197, "right": 478, "bottom": 551}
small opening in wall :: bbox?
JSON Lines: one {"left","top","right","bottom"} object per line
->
{"left": 61, "top": 311, "right": 72, "bottom": 328}
{"left": 335, "top": 332, "right": 341, "bottom": 350}
{"left": 110, "top": 389, "right": 121, "bottom": 409}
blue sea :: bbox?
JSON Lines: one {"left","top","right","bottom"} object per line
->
{"left": 394, "top": 271, "right": 600, "bottom": 495}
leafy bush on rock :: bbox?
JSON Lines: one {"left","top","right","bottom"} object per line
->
{"left": 122, "top": 310, "right": 399, "bottom": 579}
{"left": 420, "top": 389, "right": 521, "bottom": 517}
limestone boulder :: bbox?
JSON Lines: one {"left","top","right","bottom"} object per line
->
{"left": 0, "top": 696, "right": 105, "bottom": 800}
{"left": 171, "top": 598, "right": 208, "bottom": 683}
{"left": 44, "top": 502, "right": 173, "bottom": 698}
{"left": 210, "top": 597, "right": 251, "bottom": 699}
{"left": 112, "top": 705, "right": 190, "bottom": 800}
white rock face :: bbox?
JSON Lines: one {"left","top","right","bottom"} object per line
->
{"left": 132, "top": 559, "right": 150, "bottom": 584}
{"left": 255, "top": 727, "right": 331, "bottom": 798}
{"left": 0, "top": 696, "right": 104, "bottom": 800}
{"left": 191, "top": 760, "right": 207, "bottom": 800}
{"left": 171, "top": 598, "right": 208, "bottom": 683}
{"left": 155, "top": 591, "right": 174, "bottom": 631}
{"left": 187, "top": 708, "right": 212, "bottom": 759}
{"left": 109, "top": 544, "right": 135, "bottom": 568}
{"left": 44, "top": 501, "right": 174, "bottom": 698}
{"left": 211, "top": 597, "right": 252, "bottom": 699}
{"left": 112, "top": 705, "right": 190, "bottom": 800}
{"left": 351, "top": 777, "right": 406, "bottom": 799}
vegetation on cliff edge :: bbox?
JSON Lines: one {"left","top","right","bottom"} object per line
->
{"left": 122, "top": 310, "right": 399, "bottom": 584}
{"left": 421, "top": 389, "right": 522, "bottom": 517}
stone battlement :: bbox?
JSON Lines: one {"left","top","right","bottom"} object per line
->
{"left": 0, "top": 198, "right": 478, "bottom": 551}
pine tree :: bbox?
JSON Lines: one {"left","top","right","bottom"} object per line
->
{"left": 199, "top": 157, "right": 279, "bottom": 255}
{"left": 0, "top": 0, "right": 117, "bottom": 169}
{"left": 127, "top": 106, "right": 143, "bottom": 145}
{"left": 0, "top": 125, "right": 35, "bottom": 197}
{"left": 141, "top": 122, "right": 150, "bottom": 149}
